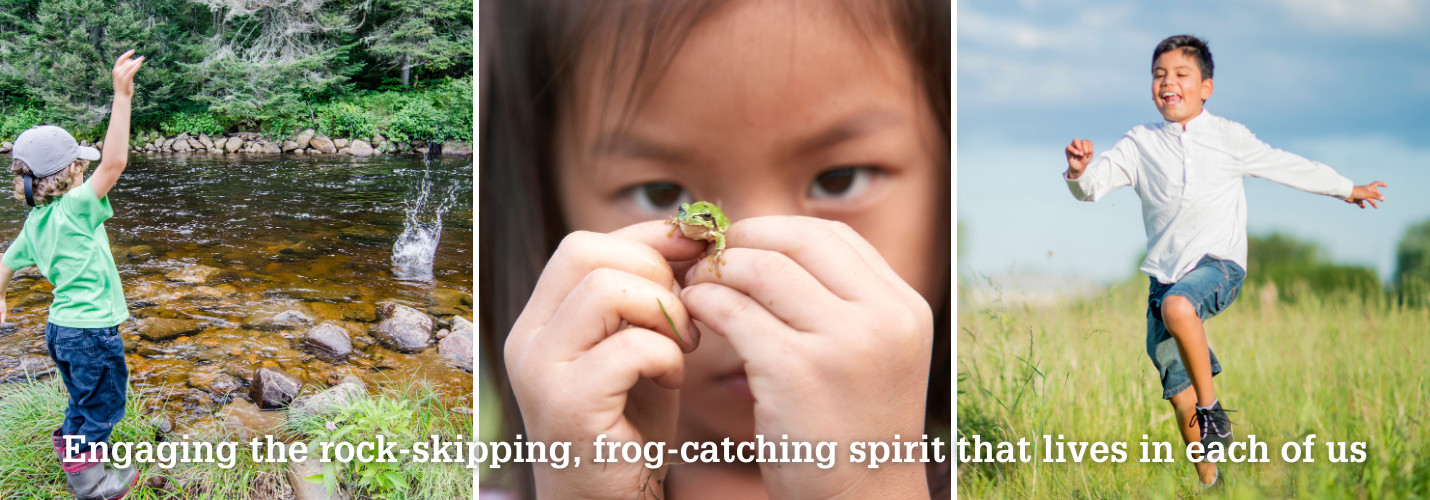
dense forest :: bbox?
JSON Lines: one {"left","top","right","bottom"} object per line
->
{"left": 0, "top": 0, "right": 472, "bottom": 144}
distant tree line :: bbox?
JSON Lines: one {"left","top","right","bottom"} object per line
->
{"left": 0, "top": 0, "right": 471, "bottom": 141}
{"left": 1246, "top": 219, "right": 1430, "bottom": 307}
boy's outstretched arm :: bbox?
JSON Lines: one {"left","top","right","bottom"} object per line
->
{"left": 90, "top": 50, "right": 145, "bottom": 200}
{"left": 1346, "top": 181, "right": 1388, "bottom": 209}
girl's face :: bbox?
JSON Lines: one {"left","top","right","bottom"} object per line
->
{"left": 557, "top": 0, "right": 946, "bottom": 442}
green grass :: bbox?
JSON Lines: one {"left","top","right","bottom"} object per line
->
{"left": 0, "top": 377, "right": 472, "bottom": 499}
{"left": 958, "top": 280, "right": 1430, "bottom": 499}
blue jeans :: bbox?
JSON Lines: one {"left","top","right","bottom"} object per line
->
{"left": 46, "top": 323, "right": 128, "bottom": 456}
{"left": 1146, "top": 256, "right": 1244, "bottom": 399}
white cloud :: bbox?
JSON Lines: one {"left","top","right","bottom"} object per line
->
{"left": 1261, "top": 0, "right": 1428, "bottom": 34}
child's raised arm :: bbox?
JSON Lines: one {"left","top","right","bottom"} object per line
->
{"left": 90, "top": 50, "right": 144, "bottom": 200}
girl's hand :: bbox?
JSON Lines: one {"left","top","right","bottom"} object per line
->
{"left": 505, "top": 221, "right": 707, "bottom": 499}
{"left": 682, "top": 216, "right": 934, "bottom": 500}
{"left": 111, "top": 50, "right": 144, "bottom": 99}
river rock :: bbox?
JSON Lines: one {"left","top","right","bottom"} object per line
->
{"left": 372, "top": 304, "right": 432, "bottom": 353}
{"left": 265, "top": 288, "right": 357, "bottom": 303}
{"left": 137, "top": 317, "right": 205, "bottom": 341}
{"left": 304, "top": 322, "right": 353, "bottom": 362}
{"left": 0, "top": 355, "right": 57, "bottom": 383}
{"left": 305, "top": 148, "right": 320, "bottom": 155}
{"left": 338, "top": 224, "right": 391, "bottom": 245}
{"left": 172, "top": 139, "right": 191, "bottom": 152}
{"left": 293, "top": 129, "right": 315, "bottom": 149}
{"left": 225, "top": 136, "right": 243, "bottom": 153}
{"left": 0, "top": 142, "right": 12, "bottom": 153}
{"left": 198, "top": 133, "right": 214, "bottom": 149}
{"left": 333, "top": 138, "right": 348, "bottom": 149}
{"left": 244, "top": 309, "right": 315, "bottom": 331}
{"left": 281, "top": 140, "right": 300, "bottom": 152}
{"left": 189, "top": 371, "right": 242, "bottom": 395}
{"left": 262, "top": 142, "right": 282, "bottom": 154}
{"left": 349, "top": 140, "right": 374, "bottom": 157}
{"left": 288, "top": 458, "right": 351, "bottom": 500}
{"left": 310, "top": 135, "right": 337, "bottom": 154}
{"left": 444, "top": 142, "right": 474, "bottom": 155}
{"left": 438, "top": 318, "right": 472, "bottom": 372}
{"left": 165, "top": 264, "right": 223, "bottom": 284}
{"left": 219, "top": 398, "right": 287, "bottom": 441}
{"left": 248, "top": 367, "right": 302, "bottom": 409}
{"left": 187, "top": 138, "right": 204, "bottom": 150}
{"left": 289, "top": 375, "right": 365, "bottom": 418}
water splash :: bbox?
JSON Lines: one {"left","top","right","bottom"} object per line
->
{"left": 392, "top": 166, "right": 459, "bottom": 281}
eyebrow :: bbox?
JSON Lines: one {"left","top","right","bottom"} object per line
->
{"left": 593, "top": 130, "right": 694, "bottom": 165}
{"left": 591, "top": 108, "right": 904, "bottom": 164}
{"left": 790, "top": 108, "right": 903, "bottom": 158}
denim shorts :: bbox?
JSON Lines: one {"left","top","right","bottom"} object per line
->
{"left": 46, "top": 323, "right": 128, "bottom": 455}
{"left": 1146, "top": 256, "right": 1244, "bottom": 399}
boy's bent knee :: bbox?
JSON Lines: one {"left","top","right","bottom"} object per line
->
{"left": 1161, "top": 295, "right": 1199, "bottom": 325}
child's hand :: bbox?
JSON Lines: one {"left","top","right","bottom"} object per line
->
{"left": 1346, "top": 181, "right": 1387, "bottom": 209}
{"left": 111, "top": 50, "right": 144, "bottom": 99}
{"left": 1065, "top": 138, "right": 1094, "bottom": 178}
{"left": 682, "top": 217, "right": 934, "bottom": 499}
{"left": 504, "top": 222, "right": 707, "bottom": 499}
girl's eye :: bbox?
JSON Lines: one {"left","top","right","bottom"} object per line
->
{"left": 626, "top": 182, "right": 691, "bottom": 213}
{"left": 809, "top": 167, "right": 878, "bottom": 200}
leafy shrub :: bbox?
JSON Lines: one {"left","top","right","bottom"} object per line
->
{"left": 383, "top": 99, "right": 442, "bottom": 144}
{"left": 317, "top": 102, "right": 378, "bottom": 140}
{"left": 0, "top": 107, "right": 54, "bottom": 142}
{"left": 159, "top": 110, "right": 225, "bottom": 136}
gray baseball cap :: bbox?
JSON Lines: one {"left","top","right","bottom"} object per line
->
{"left": 12, "top": 125, "right": 101, "bottom": 178}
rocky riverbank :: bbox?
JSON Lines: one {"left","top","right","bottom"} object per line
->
{"left": 0, "top": 128, "right": 473, "bottom": 157}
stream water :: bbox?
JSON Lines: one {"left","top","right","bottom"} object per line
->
{"left": 0, "top": 154, "right": 473, "bottom": 435}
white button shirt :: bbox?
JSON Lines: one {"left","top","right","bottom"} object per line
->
{"left": 1066, "top": 110, "right": 1353, "bottom": 284}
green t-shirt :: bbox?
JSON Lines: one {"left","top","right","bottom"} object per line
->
{"left": 3, "top": 179, "right": 128, "bottom": 328}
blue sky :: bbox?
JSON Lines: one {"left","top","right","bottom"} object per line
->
{"left": 958, "top": 0, "right": 1430, "bottom": 287}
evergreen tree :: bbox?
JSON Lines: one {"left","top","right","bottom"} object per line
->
{"left": 364, "top": 0, "right": 469, "bottom": 87}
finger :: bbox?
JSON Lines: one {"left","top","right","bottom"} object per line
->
{"left": 681, "top": 282, "right": 791, "bottom": 367}
{"left": 114, "top": 49, "right": 135, "bottom": 66}
{"left": 522, "top": 223, "right": 707, "bottom": 328}
{"left": 1368, "top": 199, "right": 1379, "bottom": 209}
{"left": 1372, "top": 181, "right": 1388, "bottom": 189}
{"left": 685, "top": 247, "right": 844, "bottom": 331}
{"left": 719, "top": 216, "right": 888, "bottom": 301}
{"left": 571, "top": 327, "right": 686, "bottom": 391}
{"left": 536, "top": 267, "right": 697, "bottom": 358}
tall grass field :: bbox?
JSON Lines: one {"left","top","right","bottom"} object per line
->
{"left": 958, "top": 280, "right": 1430, "bottom": 499}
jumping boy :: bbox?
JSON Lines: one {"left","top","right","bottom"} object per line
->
{"left": 0, "top": 50, "right": 144, "bottom": 499}
{"left": 1062, "top": 35, "right": 1386, "bottom": 487}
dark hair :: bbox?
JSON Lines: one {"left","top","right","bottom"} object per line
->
{"left": 1152, "top": 34, "right": 1213, "bottom": 80}
{"left": 480, "top": 1, "right": 950, "bottom": 497}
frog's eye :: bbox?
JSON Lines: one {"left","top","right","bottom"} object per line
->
{"left": 625, "top": 182, "right": 692, "bottom": 214}
{"left": 809, "top": 166, "right": 879, "bottom": 200}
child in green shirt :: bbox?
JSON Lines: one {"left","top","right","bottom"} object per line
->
{"left": 0, "top": 50, "right": 144, "bottom": 500}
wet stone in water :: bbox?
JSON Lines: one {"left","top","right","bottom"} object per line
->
{"left": 164, "top": 264, "right": 224, "bottom": 285}
{"left": 137, "top": 317, "right": 206, "bottom": 342}
{"left": 249, "top": 367, "right": 303, "bottom": 409}
{"left": 290, "top": 375, "right": 365, "bottom": 417}
{"left": 244, "top": 309, "right": 315, "bottom": 331}
{"left": 371, "top": 303, "right": 433, "bottom": 353}
{"left": 304, "top": 322, "right": 354, "bottom": 363}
